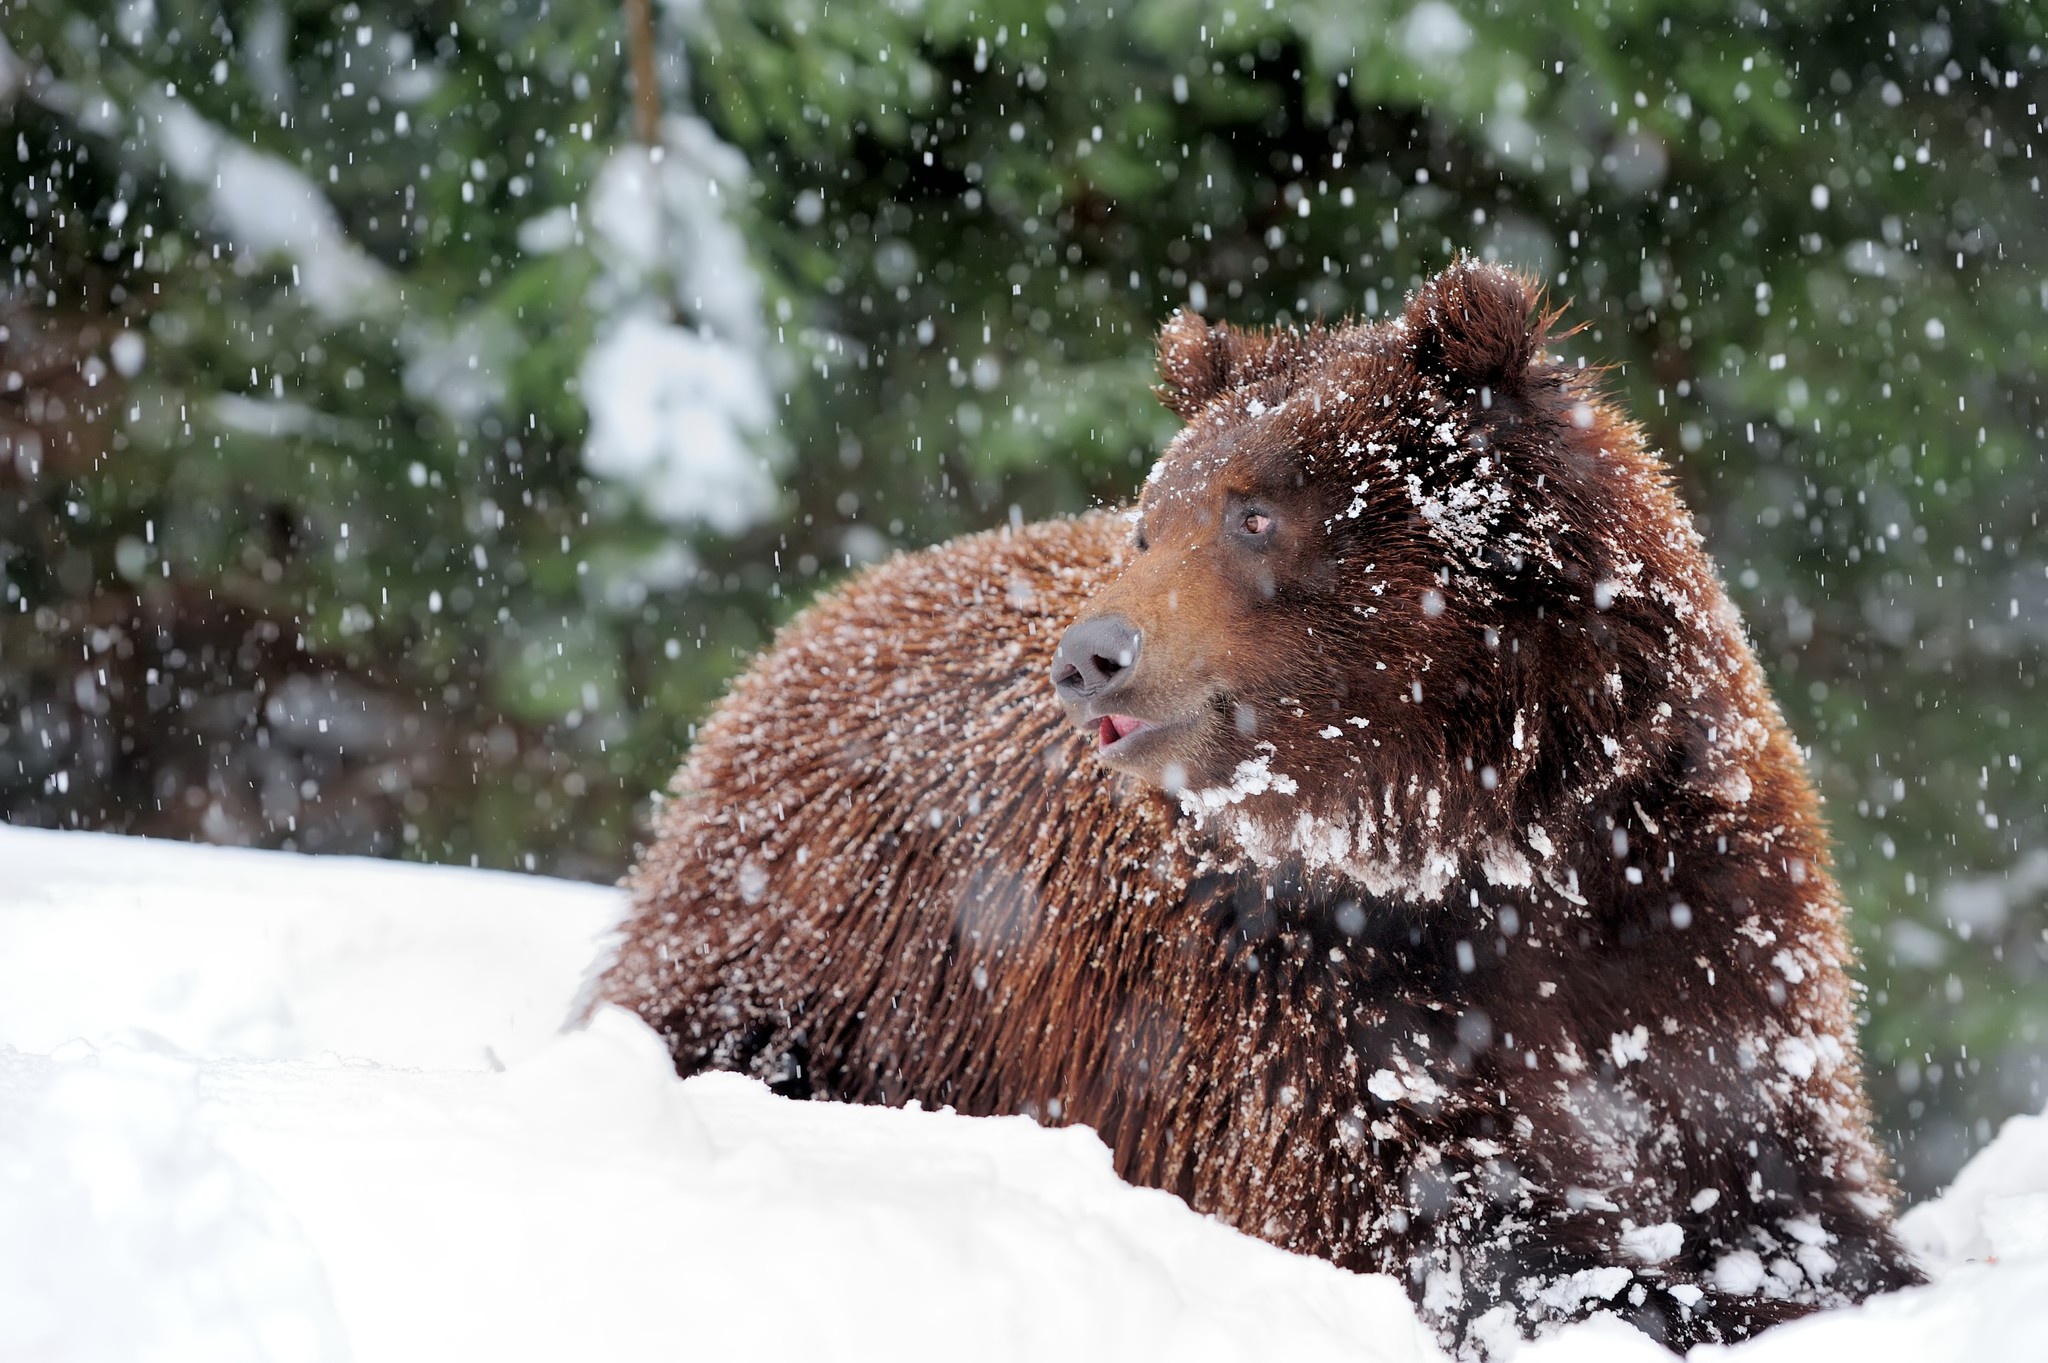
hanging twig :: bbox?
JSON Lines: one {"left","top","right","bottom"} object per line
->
{"left": 623, "top": 0, "right": 662, "bottom": 144}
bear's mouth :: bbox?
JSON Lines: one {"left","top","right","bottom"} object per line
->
{"left": 1097, "top": 714, "right": 1151, "bottom": 750}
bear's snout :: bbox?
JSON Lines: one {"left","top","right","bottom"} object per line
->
{"left": 1050, "top": 614, "right": 1142, "bottom": 707}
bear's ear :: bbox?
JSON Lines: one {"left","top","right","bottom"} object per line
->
{"left": 1403, "top": 258, "right": 1548, "bottom": 395}
{"left": 1155, "top": 312, "right": 1285, "bottom": 419}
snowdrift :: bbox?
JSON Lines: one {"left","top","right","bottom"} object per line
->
{"left": 2, "top": 826, "right": 2043, "bottom": 1362}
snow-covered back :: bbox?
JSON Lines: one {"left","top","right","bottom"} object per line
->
{"left": 2, "top": 825, "right": 2044, "bottom": 1362}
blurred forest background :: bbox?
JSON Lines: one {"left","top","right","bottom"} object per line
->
{"left": 2, "top": 0, "right": 2043, "bottom": 1195}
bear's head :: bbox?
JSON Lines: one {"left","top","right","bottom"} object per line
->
{"left": 1051, "top": 258, "right": 1741, "bottom": 901}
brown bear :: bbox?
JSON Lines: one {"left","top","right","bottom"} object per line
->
{"left": 595, "top": 259, "right": 1921, "bottom": 1355}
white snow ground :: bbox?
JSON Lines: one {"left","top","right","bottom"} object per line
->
{"left": 2, "top": 826, "right": 2044, "bottom": 1362}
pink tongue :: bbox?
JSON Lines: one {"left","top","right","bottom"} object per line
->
{"left": 1098, "top": 716, "right": 1144, "bottom": 747}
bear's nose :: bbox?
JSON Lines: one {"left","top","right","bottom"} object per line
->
{"left": 1051, "top": 614, "right": 1142, "bottom": 705}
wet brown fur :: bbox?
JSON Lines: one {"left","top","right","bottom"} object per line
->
{"left": 597, "top": 260, "right": 1921, "bottom": 1356}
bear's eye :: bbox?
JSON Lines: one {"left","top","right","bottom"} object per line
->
{"left": 1134, "top": 523, "right": 1150, "bottom": 553}
{"left": 1240, "top": 510, "right": 1273, "bottom": 537}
